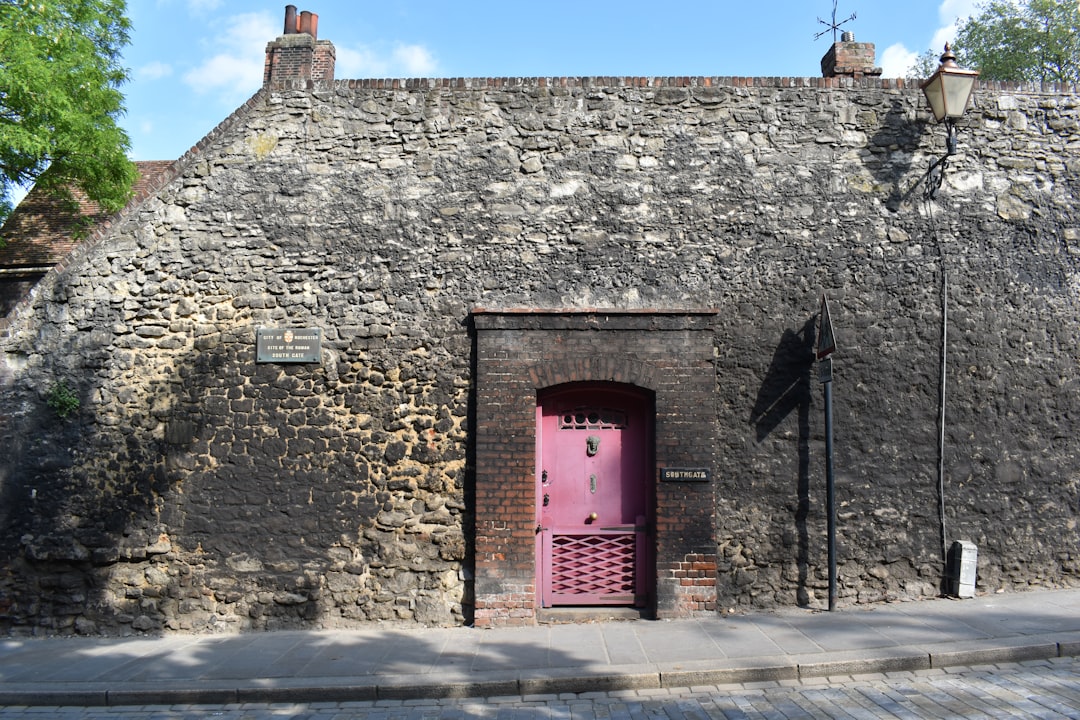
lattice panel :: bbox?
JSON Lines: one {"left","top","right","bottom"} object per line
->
{"left": 551, "top": 533, "right": 635, "bottom": 598}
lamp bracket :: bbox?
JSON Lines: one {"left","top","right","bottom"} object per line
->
{"left": 923, "top": 118, "right": 959, "bottom": 201}
{"left": 923, "top": 154, "right": 948, "bottom": 202}
{"left": 944, "top": 117, "right": 959, "bottom": 156}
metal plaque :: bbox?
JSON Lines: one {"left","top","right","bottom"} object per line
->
{"left": 819, "top": 356, "right": 834, "bottom": 384}
{"left": 256, "top": 327, "right": 322, "bottom": 363}
{"left": 659, "top": 468, "right": 711, "bottom": 482}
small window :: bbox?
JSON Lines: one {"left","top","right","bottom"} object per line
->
{"left": 559, "top": 406, "right": 627, "bottom": 430}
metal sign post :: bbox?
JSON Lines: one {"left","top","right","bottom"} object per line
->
{"left": 817, "top": 294, "right": 838, "bottom": 611}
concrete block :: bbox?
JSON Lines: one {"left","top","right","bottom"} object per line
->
{"left": 107, "top": 686, "right": 238, "bottom": 706}
{"left": 518, "top": 666, "right": 660, "bottom": 696}
{"left": 930, "top": 642, "right": 1058, "bottom": 669}
{"left": 798, "top": 650, "right": 930, "bottom": 679}
{"left": 377, "top": 677, "right": 518, "bottom": 700}
{"left": 0, "top": 689, "right": 108, "bottom": 707}
{"left": 660, "top": 662, "right": 798, "bottom": 687}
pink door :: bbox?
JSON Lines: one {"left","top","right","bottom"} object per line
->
{"left": 537, "top": 385, "right": 653, "bottom": 607}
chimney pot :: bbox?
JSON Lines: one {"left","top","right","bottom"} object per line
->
{"left": 299, "top": 11, "right": 318, "bottom": 40}
{"left": 265, "top": 6, "right": 334, "bottom": 86}
{"left": 821, "top": 35, "right": 882, "bottom": 79}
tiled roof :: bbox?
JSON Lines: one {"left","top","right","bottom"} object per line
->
{"left": 0, "top": 160, "right": 173, "bottom": 269}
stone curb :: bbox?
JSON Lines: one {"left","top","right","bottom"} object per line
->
{"left": 0, "top": 640, "right": 1075, "bottom": 707}
{"left": 794, "top": 648, "right": 931, "bottom": 679}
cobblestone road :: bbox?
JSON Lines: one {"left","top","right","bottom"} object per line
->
{"left": 0, "top": 656, "right": 1077, "bottom": 719}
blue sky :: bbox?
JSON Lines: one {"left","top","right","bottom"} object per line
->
{"left": 56, "top": 1, "right": 988, "bottom": 172}
{"left": 121, "top": 0, "right": 981, "bottom": 163}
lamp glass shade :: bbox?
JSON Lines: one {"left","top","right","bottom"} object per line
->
{"left": 921, "top": 66, "right": 979, "bottom": 121}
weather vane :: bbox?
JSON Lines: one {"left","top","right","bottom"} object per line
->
{"left": 815, "top": 0, "right": 856, "bottom": 42}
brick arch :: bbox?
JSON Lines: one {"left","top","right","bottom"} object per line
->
{"left": 472, "top": 309, "right": 718, "bottom": 627}
{"left": 530, "top": 356, "right": 660, "bottom": 392}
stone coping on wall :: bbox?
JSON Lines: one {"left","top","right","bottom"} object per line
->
{"left": 268, "top": 76, "right": 1078, "bottom": 94}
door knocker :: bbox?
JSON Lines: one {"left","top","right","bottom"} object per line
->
{"left": 586, "top": 435, "right": 600, "bottom": 456}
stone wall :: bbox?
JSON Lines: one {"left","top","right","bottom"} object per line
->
{"left": 0, "top": 73, "right": 1077, "bottom": 634}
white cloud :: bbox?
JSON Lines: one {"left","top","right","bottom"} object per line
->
{"left": 932, "top": 0, "right": 982, "bottom": 49}
{"left": 182, "top": 12, "right": 277, "bottom": 103}
{"left": 938, "top": 0, "right": 981, "bottom": 25}
{"left": 336, "top": 43, "right": 440, "bottom": 79}
{"left": 178, "top": 8, "right": 438, "bottom": 89}
{"left": 879, "top": 1, "right": 983, "bottom": 78}
{"left": 335, "top": 46, "right": 391, "bottom": 78}
{"left": 137, "top": 61, "right": 173, "bottom": 81}
{"left": 393, "top": 45, "right": 438, "bottom": 76}
{"left": 880, "top": 43, "right": 920, "bottom": 78}
{"left": 184, "top": 53, "right": 261, "bottom": 97}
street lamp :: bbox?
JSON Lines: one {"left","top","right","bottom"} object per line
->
{"left": 919, "top": 43, "right": 979, "bottom": 591}
{"left": 921, "top": 44, "right": 980, "bottom": 188}
{"left": 921, "top": 43, "right": 979, "bottom": 120}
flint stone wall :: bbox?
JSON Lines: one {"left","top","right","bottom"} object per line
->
{"left": 0, "top": 75, "right": 1077, "bottom": 634}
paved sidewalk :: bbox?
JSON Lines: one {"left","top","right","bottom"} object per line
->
{"left": 1, "top": 588, "right": 1078, "bottom": 708}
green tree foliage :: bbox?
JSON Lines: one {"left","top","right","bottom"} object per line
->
{"left": 0, "top": 0, "right": 137, "bottom": 225}
{"left": 931, "top": 0, "right": 1080, "bottom": 82}
{"left": 908, "top": 48, "right": 944, "bottom": 78}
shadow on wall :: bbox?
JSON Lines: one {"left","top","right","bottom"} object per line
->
{"left": 0, "top": 314, "right": 179, "bottom": 634}
{"left": 867, "top": 99, "right": 929, "bottom": 213}
{"left": 0, "top": 271, "right": 470, "bottom": 634}
{"left": 0, "top": 327, "right": 335, "bottom": 636}
{"left": 0, "top": 260, "right": 462, "bottom": 634}
{"left": 749, "top": 316, "right": 816, "bottom": 607}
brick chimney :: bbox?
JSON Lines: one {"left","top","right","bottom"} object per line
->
{"left": 821, "top": 32, "right": 882, "bottom": 79}
{"left": 263, "top": 5, "right": 335, "bottom": 86}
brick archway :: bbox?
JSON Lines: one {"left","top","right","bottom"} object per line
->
{"left": 530, "top": 356, "right": 660, "bottom": 392}
{"left": 472, "top": 309, "right": 719, "bottom": 627}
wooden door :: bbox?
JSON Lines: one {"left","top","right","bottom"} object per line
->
{"left": 537, "top": 385, "right": 652, "bottom": 606}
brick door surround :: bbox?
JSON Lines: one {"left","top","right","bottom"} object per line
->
{"left": 472, "top": 309, "right": 719, "bottom": 627}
